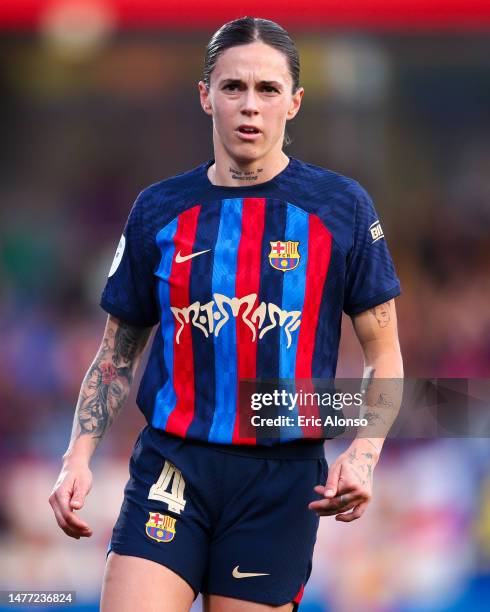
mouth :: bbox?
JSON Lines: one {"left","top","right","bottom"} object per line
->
{"left": 236, "top": 125, "right": 262, "bottom": 141}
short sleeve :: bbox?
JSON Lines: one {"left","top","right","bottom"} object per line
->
{"left": 100, "top": 191, "right": 159, "bottom": 327}
{"left": 343, "top": 185, "right": 401, "bottom": 316}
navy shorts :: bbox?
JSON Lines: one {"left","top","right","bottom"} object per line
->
{"left": 107, "top": 426, "right": 328, "bottom": 608}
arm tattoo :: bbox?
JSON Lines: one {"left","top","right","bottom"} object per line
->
{"left": 363, "top": 410, "right": 388, "bottom": 426}
{"left": 113, "top": 323, "right": 142, "bottom": 364}
{"left": 346, "top": 452, "right": 375, "bottom": 487}
{"left": 370, "top": 301, "right": 391, "bottom": 328}
{"left": 77, "top": 322, "right": 150, "bottom": 442}
{"left": 360, "top": 377, "right": 402, "bottom": 438}
{"left": 347, "top": 448, "right": 358, "bottom": 464}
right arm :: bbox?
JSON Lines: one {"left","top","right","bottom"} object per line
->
{"left": 49, "top": 315, "right": 152, "bottom": 539}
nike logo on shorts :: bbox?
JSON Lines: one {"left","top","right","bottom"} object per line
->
{"left": 175, "top": 249, "right": 211, "bottom": 263}
{"left": 232, "top": 566, "right": 270, "bottom": 579}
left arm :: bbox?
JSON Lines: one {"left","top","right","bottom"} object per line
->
{"left": 308, "top": 298, "right": 403, "bottom": 522}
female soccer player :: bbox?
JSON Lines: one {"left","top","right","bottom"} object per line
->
{"left": 50, "top": 17, "right": 403, "bottom": 612}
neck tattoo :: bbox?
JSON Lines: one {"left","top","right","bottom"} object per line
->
{"left": 229, "top": 166, "right": 264, "bottom": 181}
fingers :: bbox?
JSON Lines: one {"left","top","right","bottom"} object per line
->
{"left": 49, "top": 500, "right": 82, "bottom": 539}
{"left": 49, "top": 477, "right": 93, "bottom": 538}
{"left": 335, "top": 501, "right": 369, "bottom": 522}
{"left": 312, "top": 449, "right": 375, "bottom": 522}
{"left": 323, "top": 461, "right": 341, "bottom": 499}
{"left": 309, "top": 490, "right": 358, "bottom": 516}
{"left": 70, "top": 477, "right": 90, "bottom": 510}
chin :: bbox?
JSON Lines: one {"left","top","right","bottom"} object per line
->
{"left": 228, "top": 144, "right": 266, "bottom": 165}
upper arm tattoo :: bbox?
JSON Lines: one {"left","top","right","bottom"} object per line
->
{"left": 369, "top": 301, "right": 391, "bottom": 328}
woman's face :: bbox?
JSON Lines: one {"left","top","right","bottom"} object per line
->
{"left": 199, "top": 41, "right": 303, "bottom": 164}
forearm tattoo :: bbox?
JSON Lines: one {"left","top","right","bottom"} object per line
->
{"left": 76, "top": 323, "right": 149, "bottom": 442}
{"left": 359, "top": 367, "right": 402, "bottom": 438}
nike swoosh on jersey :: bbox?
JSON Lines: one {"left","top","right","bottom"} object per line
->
{"left": 232, "top": 566, "right": 270, "bottom": 579}
{"left": 175, "top": 249, "right": 211, "bottom": 263}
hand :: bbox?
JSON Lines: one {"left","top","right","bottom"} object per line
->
{"left": 49, "top": 462, "right": 93, "bottom": 539}
{"left": 308, "top": 441, "right": 379, "bottom": 522}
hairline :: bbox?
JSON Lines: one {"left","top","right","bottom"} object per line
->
{"left": 205, "top": 41, "right": 299, "bottom": 93}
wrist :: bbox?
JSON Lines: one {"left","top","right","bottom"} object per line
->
{"left": 62, "top": 432, "right": 97, "bottom": 467}
{"left": 348, "top": 438, "right": 383, "bottom": 463}
{"left": 62, "top": 446, "right": 93, "bottom": 469}
{"left": 62, "top": 454, "right": 90, "bottom": 468}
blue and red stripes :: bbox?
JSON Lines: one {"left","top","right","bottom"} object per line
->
{"left": 152, "top": 217, "right": 178, "bottom": 430}
{"left": 295, "top": 215, "right": 332, "bottom": 437}
{"left": 152, "top": 199, "right": 332, "bottom": 445}
{"left": 164, "top": 206, "right": 200, "bottom": 437}
{"left": 153, "top": 207, "right": 201, "bottom": 435}
{"left": 233, "top": 198, "right": 266, "bottom": 444}
{"left": 208, "top": 199, "right": 244, "bottom": 443}
{"left": 186, "top": 204, "right": 221, "bottom": 440}
{"left": 279, "top": 205, "right": 309, "bottom": 440}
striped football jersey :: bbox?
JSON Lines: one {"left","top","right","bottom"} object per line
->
{"left": 100, "top": 157, "right": 401, "bottom": 445}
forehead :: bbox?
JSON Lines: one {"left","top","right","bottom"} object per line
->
{"left": 211, "top": 41, "right": 291, "bottom": 84}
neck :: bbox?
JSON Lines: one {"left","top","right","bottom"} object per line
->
{"left": 208, "top": 145, "right": 290, "bottom": 187}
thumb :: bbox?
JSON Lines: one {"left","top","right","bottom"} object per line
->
{"left": 323, "top": 463, "right": 341, "bottom": 498}
{"left": 70, "top": 479, "right": 88, "bottom": 509}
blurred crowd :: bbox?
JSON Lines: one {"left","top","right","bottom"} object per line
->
{"left": 1, "top": 31, "right": 489, "bottom": 611}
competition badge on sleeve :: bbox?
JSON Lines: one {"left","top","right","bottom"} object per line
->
{"left": 269, "top": 240, "right": 300, "bottom": 271}
{"left": 108, "top": 234, "right": 126, "bottom": 277}
{"left": 145, "top": 512, "right": 176, "bottom": 543}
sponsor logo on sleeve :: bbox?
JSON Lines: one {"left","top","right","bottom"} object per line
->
{"left": 369, "top": 221, "right": 384, "bottom": 243}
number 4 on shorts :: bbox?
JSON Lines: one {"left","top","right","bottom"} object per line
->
{"left": 148, "top": 460, "right": 187, "bottom": 515}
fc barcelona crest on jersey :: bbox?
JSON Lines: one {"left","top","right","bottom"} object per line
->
{"left": 145, "top": 512, "right": 176, "bottom": 543}
{"left": 269, "top": 241, "right": 300, "bottom": 272}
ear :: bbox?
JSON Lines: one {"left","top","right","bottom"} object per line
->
{"left": 286, "top": 87, "right": 304, "bottom": 121}
{"left": 198, "top": 81, "right": 213, "bottom": 116}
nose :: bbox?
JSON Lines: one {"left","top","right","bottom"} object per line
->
{"left": 241, "top": 87, "right": 259, "bottom": 116}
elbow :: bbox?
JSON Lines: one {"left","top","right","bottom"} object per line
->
{"left": 363, "top": 342, "right": 404, "bottom": 378}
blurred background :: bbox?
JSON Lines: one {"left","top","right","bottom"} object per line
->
{"left": 1, "top": 1, "right": 490, "bottom": 611}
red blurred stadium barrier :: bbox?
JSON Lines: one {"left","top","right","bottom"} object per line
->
{"left": 1, "top": 0, "right": 490, "bottom": 31}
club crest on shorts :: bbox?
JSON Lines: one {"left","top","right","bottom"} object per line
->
{"left": 269, "top": 241, "right": 300, "bottom": 272}
{"left": 145, "top": 512, "right": 176, "bottom": 543}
